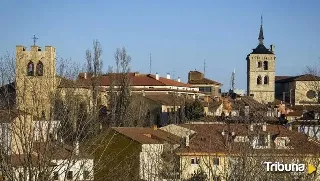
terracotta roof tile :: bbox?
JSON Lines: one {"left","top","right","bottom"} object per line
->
{"left": 188, "top": 78, "right": 222, "bottom": 85}
{"left": 144, "top": 94, "right": 188, "bottom": 106}
{"left": 276, "top": 74, "right": 320, "bottom": 83}
{"left": 112, "top": 127, "right": 182, "bottom": 144}
{"left": 64, "top": 72, "right": 193, "bottom": 88}
{"left": 176, "top": 123, "right": 320, "bottom": 155}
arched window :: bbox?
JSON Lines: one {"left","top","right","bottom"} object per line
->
{"left": 257, "top": 75, "right": 262, "bottom": 85}
{"left": 263, "top": 61, "right": 268, "bottom": 70}
{"left": 257, "top": 61, "right": 262, "bottom": 68}
{"left": 36, "top": 61, "right": 44, "bottom": 76}
{"left": 264, "top": 76, "right": 269, "bottom": 85}
{"left": 27, "top": 61, "right": 34, "bottom": 76}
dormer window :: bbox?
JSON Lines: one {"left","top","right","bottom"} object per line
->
{"left": 27, "top": 61, "right": 34, "bottom": 76}
{"left": 275, "top": 137, "right": 290, "bottom": 149}
{"left": 191, "top": 158, "right": 200, "bottom": 165}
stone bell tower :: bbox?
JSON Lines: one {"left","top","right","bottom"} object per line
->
{"left": 15, "top": 36, "right": 56, "bottom": 118}
{"left": 246, "top": 16, "right": 276, "bottom": 104}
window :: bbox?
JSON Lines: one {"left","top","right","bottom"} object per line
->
{"left": 257, "top": 61, "right": 262, "bottom": 68}
{"left": 264, "top": 76, "right": 269, "bottom": 85}
{"left": 306, "top": 90, "right": 316, "bottom": 99}
{"left": 213, "top": 158, "right": 220, "bottom": 165}
{"left": 36, "top": 61, "right": 44, "bottom": 76}
{"left": 218, "top": 89, "right": 221, "bottom": 93}
{"left": 257, "top": 76, "right": 262, "bottom": 85}
{"left": 263, "top": 61, "right": 268, "bottom": 70}
{"left": 83, "top": 170, "right": 90, "bottom": 180}
{"left": 27, "top": 61, "right": 34, "bottom": 76}
{"left": 199, "top": 87, "right": 212, "bottom": 93}
{"left": 67, "top": 171, "right": 73, "bottom": 180}
{"left": 191, "top": 158, "right": 200, "bottom": 164}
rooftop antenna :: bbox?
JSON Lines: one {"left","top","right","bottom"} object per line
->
{"left": 204, "top": 59, "right": 206, "bottom": 76}
{"left": 172, "top": 69, "right": 176, "bottom": 80}
{"left": 230, "top": 68, "right": 235, "bottom": 91}
{"left": 149, "top": 54, "right": 152, "bottom": 74}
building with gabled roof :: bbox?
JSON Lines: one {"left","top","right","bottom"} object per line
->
{"left": 275, "top": 74, "right": 320, "bottom": 106}
{"left": 162, "top": 123, "right": 320, "bottom": 181}
{"left": 187, "top": 70, "right": 222, "bottom": 98}
{"left": 91, "top": 126, "right": 182, "bottom": 181}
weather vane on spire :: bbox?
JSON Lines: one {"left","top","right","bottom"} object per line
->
{"left": 32, "top": 34, "right": 38, "bottom": 46}
{"left": 261, "top": 15, "right": 263, "bottom": 26}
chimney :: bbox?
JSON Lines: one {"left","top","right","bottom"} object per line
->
{"left": 156, "top": 73, "right": 159, "bottom": 80}
{"left": 84, "top": 72, "right": 87, "bottom": 79}
{"left": 270, "top": 44, "right": 275, "bottom": 53}
{"left": 75, "top": 141, "right": 79, "bottom": 155}
{"left": 142, "top": 90, "right": 145, "bottom": 96}
{"left": 262, "top": 123, "right": 267, "bottom": 132}
{"left": 288, "top": 124, "right": 292, "bottom": 131}
{"left": 244, "top": 106, "right": 250, "bottom": 117}
{"left": 177, "top": 77, "right": 181, "bottom": 82}
{"left": 221, "top": 130, "right": 226, "bottom": 136}
{"left": 167, "top": 73, "right": 171, "bottom": 79}
{"left": 186, "top": 135, "right": 190, "bottom": 147}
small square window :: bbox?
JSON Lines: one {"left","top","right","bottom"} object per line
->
{"left": 191, "top": 157, "right": 200, "bottom": 164}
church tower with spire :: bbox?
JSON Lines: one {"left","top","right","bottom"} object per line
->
{"left": 246, "top": 16, "right": 276, "bottom": 104}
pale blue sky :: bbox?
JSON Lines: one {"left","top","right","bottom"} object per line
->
{"left": 1, "top": 0, "right": 319, "bottom": 90}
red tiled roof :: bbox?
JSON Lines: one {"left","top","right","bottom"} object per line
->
{"left": 275, "top": 76, "right": 293, "bottom": 82}
{"left": 276, "top": 74, "right": 320, "bottom": 83}
{"left": 112, "top": 127, "right": 182, "bottom": 144}
{"left": 286, "top": 110, "right": 304, "bottom": 117}
{"left": 176, "top": 123, "right": 320, "bottom": 155}
{"left": 188, "top": 77, "right": 222, "bottom": 85}
{"left": 60, "top": 72, "right": 193, "bottom": 88}
{"left": 144, "top": 94, "right": 188, "bottom": 106}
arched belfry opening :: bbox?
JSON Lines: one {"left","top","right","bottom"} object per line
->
{"left": 27, "top": 61, "right": 34, "bottom": 76}
{"left": 264, "top": 76, "right": 269, "bottom": 85}
{"left": 257, "top": 75, "right": 262, "bottom": 85}
{"left": 36, "top": 61, "right": 44, "bottom": 76}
